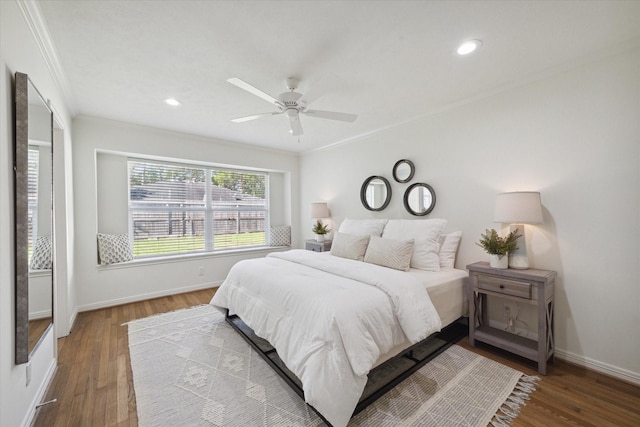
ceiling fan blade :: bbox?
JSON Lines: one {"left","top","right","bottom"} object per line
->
{"left": 303, "top": 109, "right": 358, "bottom": 123}
{"left": 230, "top": 111, "right": 282, "bottom": 123}
{"left": 227, "top": 78, "right": 283, "bottom": 107}
{"left": 289, "top": 115, "right": 303, "bottom": 136}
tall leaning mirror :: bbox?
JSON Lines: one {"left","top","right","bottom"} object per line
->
{"left": 15, "top": 72, "right": 54, "bottom": 364}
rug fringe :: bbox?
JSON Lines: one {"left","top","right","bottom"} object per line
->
{"left": 490, "top": 374, "right": 540, "bottom": 426}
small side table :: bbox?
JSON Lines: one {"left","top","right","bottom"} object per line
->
{"left": 467, "top": 262, "right": 556, "bottom": 375}
{"left": 305, "top": 239, "right": 332, "bottom": 252}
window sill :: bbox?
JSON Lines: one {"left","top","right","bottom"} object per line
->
{"left": 29, "top": 269, "right": 52, "bottom": 277}
{"left": 97, "top": 245, "right": 291, "bottom": 270}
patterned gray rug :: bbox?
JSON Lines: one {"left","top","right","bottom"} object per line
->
{"left": 128, "top": 305, "right": 538, "bottom": 427}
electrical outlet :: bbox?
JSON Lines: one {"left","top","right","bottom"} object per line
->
{"left": 505, "top": 302, "right": 519, "bottom": 318}
{"left": 198, "top": 266, "right": 204, "bottom": 276}
{"left": 503, "top": 301, "right": 519, "bottom": 332}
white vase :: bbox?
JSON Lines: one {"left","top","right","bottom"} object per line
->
{"left": 489, "top": 254, "right": 508, "bottom": 269}
{"left": 316, "top": 234, "right": 325, "bottom": 242}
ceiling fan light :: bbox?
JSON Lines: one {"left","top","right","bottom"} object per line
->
{"left": 285, "top": 108, "right": 299, "bottom": 119}
{"left": 457, "top": 39, "right": 482, "bottom": 55}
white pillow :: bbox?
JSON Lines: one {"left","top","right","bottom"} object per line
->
{"left": 97, "top": 233, "right": 133, "bottom": 265}
{"left": 364, "top": 236, "right": 414, "bottom": 271}
{"left": 438, "top": 231, "right": 462, "bottom": 269}
{"left": 338, "top": 218, "right": 388, "bottom": 237}
{"left": 330, "top": 232, "right": 370, "bottom": 261}
{"left": 382, "top": 219, "right": 447, "bottom": 271}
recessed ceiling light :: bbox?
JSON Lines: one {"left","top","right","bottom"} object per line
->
{"left": 457, "top": 40, "right": 482, "bottom": 55}
{"left": 164, "top": 98, "right": 182, "bottom": 106}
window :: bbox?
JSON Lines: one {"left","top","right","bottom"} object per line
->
{"left": 128, "top": 159, "right": 268, "bottom": 258}
{"left": 27, "top": 146, "right": 40, "bottom": 262}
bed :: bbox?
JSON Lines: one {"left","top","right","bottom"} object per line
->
{"left": 211, "top": 218, "right": 465, "bottom": 427}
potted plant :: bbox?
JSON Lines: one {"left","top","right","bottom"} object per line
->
{"left": 312, "top": 219, "right": 331, "bottom": 242}
{"left": 476, "top": 228, "right": 520, "bottom": 269}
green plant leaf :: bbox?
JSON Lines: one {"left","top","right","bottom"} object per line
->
{"left": 312, "top": 219, "right": 330, "bottom": 235}
{"left": 476, "top": 228, "right": 520, "bottom": 255}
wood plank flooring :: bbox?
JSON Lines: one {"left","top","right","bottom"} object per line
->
{"left": 34, "top": 289, "right": 640, "bottom": 426}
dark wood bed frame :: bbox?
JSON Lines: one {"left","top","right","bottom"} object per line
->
{"left": 225, "top": 310, "right": 467, "bottom": 426}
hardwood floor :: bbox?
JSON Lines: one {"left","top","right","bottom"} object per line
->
{"left": 34, "top": 289, "right": 640, "bottom": 427}
{"left": 34, "top": 288, "right": 216, "bottom": 427}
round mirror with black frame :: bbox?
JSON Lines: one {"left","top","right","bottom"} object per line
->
{"left": 360, "top": 176, "right": 392, "bottom": 211}
{"left": 403, "top": 183, "right": 436, "bottom": 216}
{"left": 392, "top": 159, "right": 415, "bottom": 183}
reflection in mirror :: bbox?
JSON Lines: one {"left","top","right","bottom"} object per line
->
{"left": 404, "top": 183, "right": 436, "bottom": 216}
{"left": 15, "top": 72, "right": 53, "bottom": 364}
{"left": 360, "top": 176, "right": 391, "bottom": 211}
{"left": 392, "top": 159, "right": 415, "bottom": 183}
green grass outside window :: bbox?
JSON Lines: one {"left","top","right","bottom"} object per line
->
{"left": 133, "top": 232, "right": 266, "bottom": 257}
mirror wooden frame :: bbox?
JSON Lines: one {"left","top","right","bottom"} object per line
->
{"left": 360, "top": 176, "right": 392, "bottom": 211}
{"left": 403, "top": 182, "right": 436, "bottom": 216}
{"left": 14, "top": 72, "right": 54, "bottom": 364}
{"left": 392, "top": 159, "right": 415, "bottom": 183}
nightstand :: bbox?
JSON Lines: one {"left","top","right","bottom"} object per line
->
{"left": 467, "top": 262, "right": 557, "bottom": 375}
{"left": 305, "top": 239, "right": 332, "bottom": 252}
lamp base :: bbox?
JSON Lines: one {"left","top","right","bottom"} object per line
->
{"left": 508, "top": 224, "right": 530, "bottom": 269}
{"left": 508, "top": 254, "right": 529, "bottom": 269}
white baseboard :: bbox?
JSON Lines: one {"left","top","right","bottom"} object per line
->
{"left": 76, "top": 281, "right": 222, "bottom": 313}
{"left": 21, "top": 357, "right": 57, "bottom": 427}
{"left": 486, "top": 320, "right": 639, "bottom": 385}
{"left": 29, "top": 309, "right": 53, "bottom": 320}
{"left": 68, "top": 308, "right": 78, "bottom": 333}
{"left": 554, "top": 348, "right": 640, "bottom": 386}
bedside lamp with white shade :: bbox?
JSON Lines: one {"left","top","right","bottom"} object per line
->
{"left": 494, "top": 192, "right": 543, "bottom": 269}
{"left": 310, "top": 202, "right": 330, "bottom": 242}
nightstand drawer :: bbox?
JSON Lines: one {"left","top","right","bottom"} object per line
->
{"left": 477, "top": 275, "right": 531, "bottom": 299}
{"left": 305, "top": 240, "right": 332, "bottom": 252}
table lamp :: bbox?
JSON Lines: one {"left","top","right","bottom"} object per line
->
{"left": 494, "top": 192, "right": 543, "bottom": 269}
{"left": 310, "top": 202, "right": 330, "bottom": 242}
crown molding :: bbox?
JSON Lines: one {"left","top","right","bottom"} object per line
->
{"left": 16, "top": 0, "right": 78, "bottom": 116}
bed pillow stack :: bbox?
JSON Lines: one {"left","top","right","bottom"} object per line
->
{"left": 330, "top": 232, "right": 370, "bottom": 261}
{"left": 438, "top": 231, "right": 463, "bottom": 269}
{"left": 330, "top": 218, "right": 461, "bottom": 271}
{"left": 337, "top": 218, "right": 388, "bottom": 236}
{"left": 363, "top": 235, "right": 414, "bottom": 271}
{"left": 382, "top": 219, "right": 447, "bottom": 272}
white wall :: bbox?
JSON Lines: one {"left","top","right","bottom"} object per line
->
{"left": 300, "top": 48, "right": 640, "bottom": 382}
{"left": 0, "top": 1, "right": 75, "bottom": 426}
{"left": 72, "top": 116, "right": 300, "bottom": 310}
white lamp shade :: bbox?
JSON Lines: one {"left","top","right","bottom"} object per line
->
{"left": 310, "top": 202, "right": 329, "bottom": 218}
{"left": 494, "top": 192, "right": 543, "bottom": 224}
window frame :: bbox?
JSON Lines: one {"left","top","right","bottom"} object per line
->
{"left": 127, "top": 157, "right": 270, "bottom": 260}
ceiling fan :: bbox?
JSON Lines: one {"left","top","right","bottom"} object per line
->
{"left": 227, "top": 77, "right": 357, "bottom": 137}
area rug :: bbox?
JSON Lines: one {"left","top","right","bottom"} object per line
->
{"left": 127, "top": 305, "right": 538, "bottom": 427}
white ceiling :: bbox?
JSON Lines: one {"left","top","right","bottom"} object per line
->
{"left": 37, "top": 1, "right": 640, "bottom": 153}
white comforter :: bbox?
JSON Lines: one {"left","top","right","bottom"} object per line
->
{"left": 210, "top": 250, "right": 441, "bottom": 427}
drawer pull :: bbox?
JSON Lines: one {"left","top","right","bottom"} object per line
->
{"left": 477, "top": 275, "right": 532, "bottom": 299}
